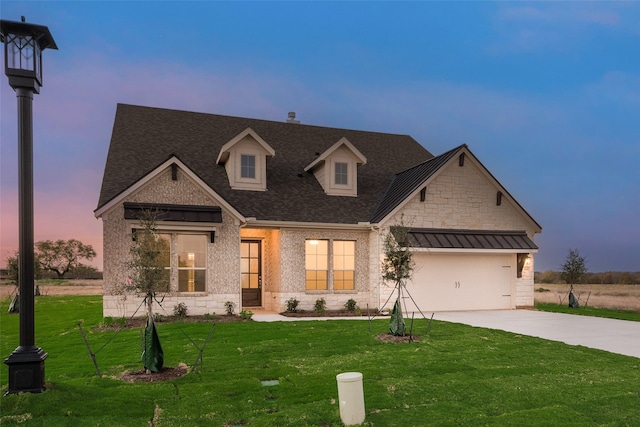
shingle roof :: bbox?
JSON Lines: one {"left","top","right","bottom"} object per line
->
{"left": 407, "top": 229, "right": 538, "bottom": 250}
{"left": 97, "top": 104, "right": 434, "bottom": 224}
{"left": 369, "top": 145, "right": 464, "bottom": 223}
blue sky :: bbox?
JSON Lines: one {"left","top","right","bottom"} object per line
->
{"left": 1, "top": 1, "right": 638, "bottom": 272}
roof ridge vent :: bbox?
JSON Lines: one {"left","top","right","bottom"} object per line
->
{"left": 286, "top": 111, "right": 300, "bottom": 124}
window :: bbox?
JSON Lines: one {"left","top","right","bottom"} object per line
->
{"left": 157, "top": 234, "right": 171, "bottom": 292}
{"left": 305, "top": 239, "right": 328, "bottom": 290}
{"left": 176, "top": 234, "right": 207, "bottom": 292}
{"left": 333, "top": 240, "right": 355, "bottom": 290}
{"left": 335, "top": 162, "right": 348, "bottom": 185}
{"left": 241, "top": 154, "right": 256, "bottom": 179}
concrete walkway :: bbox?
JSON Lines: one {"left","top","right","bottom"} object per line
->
{"left": 253, "top": 310, "right": 640, "bottom": 359}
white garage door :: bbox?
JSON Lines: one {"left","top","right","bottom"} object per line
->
{"left": 402, "top": 253, "right": 514, "bottom": 312}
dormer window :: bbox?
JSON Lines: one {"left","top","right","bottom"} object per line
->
{"left": 216, "top": 128, "right": 275, "bottom": 191}
{"left": 304, "top": 137, "right": 366, "bottom": 197}
{"left": 335, "top": 162, "right": 348, "bottom": 185}
{"left": 241, "top": 154, "right": 256, "bottom": 179}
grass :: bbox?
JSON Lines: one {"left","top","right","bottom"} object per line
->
{"left": 535, "top": 302, "right": 640, "bottom": 322}
{"left": 0, "top": 296, "right": 639, "bottom": 426}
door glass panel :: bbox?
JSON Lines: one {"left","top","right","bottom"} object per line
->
{"left": 241, "top": 241, "right": 261, "bottom": 290}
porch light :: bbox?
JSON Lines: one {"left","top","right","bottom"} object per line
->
{"left": 1, "top": 17, "right": 57, "bottom": 395}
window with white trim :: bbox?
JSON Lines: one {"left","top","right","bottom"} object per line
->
{"left": 335, "top": 162, "right": 348, "bottom": 185}
{"left": 240, "top": 154, "right": 256, "bottom": 179}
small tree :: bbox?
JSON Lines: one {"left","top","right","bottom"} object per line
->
{"left": 127, "top": 211, "right": 170, "bottom": 372}
{"left": 560, "top": 249, "right": 588, "bottom": 286}
{"left": 35, "top": 239, "right": 96, "bottom": 279}
{"left": 561, "top": 248, "right": 587, "bottom": 308}
{"left": 381, "top": 223, "right": 414, "bottom": 336}
{"left": 7, "top": 250, "right": 42, "bottom": 284}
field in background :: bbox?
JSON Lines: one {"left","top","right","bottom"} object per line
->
{"left": 1, "top": 281, "right": 639, "bottom": 311}
{"left": 0, "top": 279, "right": 103, "bottom": 298}
{"left": 534, "top": 283, "right": 640, "bottom": 311}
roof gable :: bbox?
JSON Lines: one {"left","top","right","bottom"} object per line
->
{"left": 370, "top": 145, "right": 463, "bottom": 223}
{"left": 94, "top": 155, "right": 244, "bottom": 222}
{"left": 304, "top": 137, "right": 367, "bottom": 172}
{"left": 370, "top": 144, "right": 542, "bottom": 233}
{"left": 216, "top": 127, "right": 275, "bottom": 165}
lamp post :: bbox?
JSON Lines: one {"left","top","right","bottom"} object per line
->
{"left": 1, "top": 17, "right": 57, "bottom": 394}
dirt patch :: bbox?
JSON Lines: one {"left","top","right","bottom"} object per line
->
{"left": 120, "top": 364, "right": 188, "bottom": 383}
{"left": 0, "top": 280, "right": 104, "bottom": 298}
{"left": 534, "top": 284, "right": 640, "bottom": 311}
{"left": 98, "top": 314, "right": 247, "bottom": 330}
{"left": 376, "top": 333, "right": 422, "bottom": 343}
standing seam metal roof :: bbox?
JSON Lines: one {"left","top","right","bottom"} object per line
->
{"left": 407, "top": 229, "right": 538, "bottom": 250}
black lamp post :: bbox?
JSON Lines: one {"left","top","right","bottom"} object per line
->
{"left": 1, "top": 17, "right": 57, "bottom": 394}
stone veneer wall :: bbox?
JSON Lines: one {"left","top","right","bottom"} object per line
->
{"left": 276, "top": 228, "right": 371, "bottom": 312}
{"left": 382, "top": 159, "right": 538, "bottom": 309}
{"left": 102, "top": 167, "right": 241, "bottom": 318}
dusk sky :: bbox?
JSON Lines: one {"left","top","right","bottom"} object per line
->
{"left": 1, "top": 1, "right": 638, "bottom": 273}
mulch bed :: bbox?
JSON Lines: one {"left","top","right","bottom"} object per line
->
{"left": 279, "top": 310, "right": 377, "bottom": 317}
{"left": 120, "top": 364, "right": 189, "bottom": 382}
{"left": 375, "top": 333, "right": 422, "bottom": 343}
{"left": 99, "top": 314, "right": 245, "bottom": 330}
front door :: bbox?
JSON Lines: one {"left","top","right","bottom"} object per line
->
{"left": 241, "top": 240, "right": 262, "bottom": 307}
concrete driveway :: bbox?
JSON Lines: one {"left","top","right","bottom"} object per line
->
{"left": 435, "top": 310, "right": 640, "bottom": 359}
{"left": 253, "top": 309, "right": 640, "bottom": 359}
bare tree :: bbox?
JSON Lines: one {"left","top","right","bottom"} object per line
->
{"left": 560, "top": 248, "right": 588, "bottom": 286}
{"left": 35, "top": 239, "right": 96, "bottom": 279}
{"left": 126, "top": 210, "right": 170, "bottom": 373}
{"left": 381, "top": 223, "right": 415, "bottom": 336}
{"left": 126, "top": 211, "right": 170, "bottom": 320}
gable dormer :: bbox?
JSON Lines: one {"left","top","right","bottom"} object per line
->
{"left": 304, "top": 137, "right": 367, "bottom": 197}
{"left": 216, "top": 128, "right": 275, "bottom": 191}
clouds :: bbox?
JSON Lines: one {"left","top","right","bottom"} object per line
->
{"left": 490, "top": 2, "right": 636, "bottom": 55}
{"left": 1, "top": 1, "right": 639, "bottom": 272}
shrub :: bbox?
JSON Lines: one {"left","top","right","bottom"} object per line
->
{"left": 102, "top": 316, "right": 126, "bottom": 327}
{"left": 314, "top": 298, "right": 326, "bottom": 314}
{"left": 240, "top": 310, "right": 253, "bottom": 320}
{"left": 344, "top": 298, "right": 357, "bottom": 312}
{"left": 204, "top": 312, "right": 215, "bottom": 319}
{"left": 173, "top": 302, "right": 188, "bottom": 318}
{"left": 285, "top": 297, "right": 299, "bottom": 313}
{"left": 224, "top": 301, "right": 235, "bottom": 316}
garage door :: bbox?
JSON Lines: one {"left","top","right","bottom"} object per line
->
{"left": 402, "top": 253, "right": 514, "bottom": 312}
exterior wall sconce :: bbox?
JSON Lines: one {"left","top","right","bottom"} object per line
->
{"left": 517, "top": 253, "right": 529, "bottom": 278}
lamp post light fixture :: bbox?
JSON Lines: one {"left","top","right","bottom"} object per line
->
{"left": 1, "top": 17, "right": 57, "bottom": 394}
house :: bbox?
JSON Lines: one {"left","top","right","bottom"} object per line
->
{"left": 95, "top": 104, "right": 541, "bottom": 318}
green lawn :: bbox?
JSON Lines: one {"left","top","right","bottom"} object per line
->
{"left": 535, "top": 302, "right": 640, "bottom": 322}
{"left": 1, "top": 296, "right": 639, "bottom": 426}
